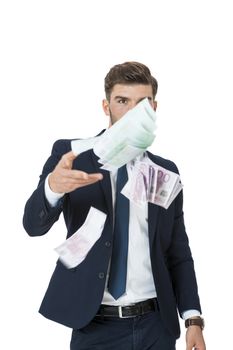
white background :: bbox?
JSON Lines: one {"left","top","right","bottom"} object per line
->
{"left": 0, "top": 0, "right": 232, "bottom": 349}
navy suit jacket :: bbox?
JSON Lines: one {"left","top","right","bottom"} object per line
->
{"left": 23, "top": 137, "right": 201, "bottom": 339}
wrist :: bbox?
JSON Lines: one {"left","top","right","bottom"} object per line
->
{"left": 185, "top": 316, "right": 205, "bottom": 330}
{"left": 45, "top": 174, "right": 65, "bottom": 207}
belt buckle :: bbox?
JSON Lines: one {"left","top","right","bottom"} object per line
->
{"left": 118, "top": 305, "right": 135, "bottom": 318}
{"left": 118, "top": 306, "right": 129, "bottom": 318}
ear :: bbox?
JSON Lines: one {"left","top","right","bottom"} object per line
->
{"left": 153, "top": 100, "right": 157, "bottom": 111}
{"left": 102, "top": 99, "right": 110, "bottom": 116}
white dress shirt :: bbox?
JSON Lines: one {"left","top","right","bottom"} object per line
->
{"left": 44, "top": 154, "right": 200, "bottom": 320}
{"left": 101, "top": 157, "right": 157, "bottom": 306}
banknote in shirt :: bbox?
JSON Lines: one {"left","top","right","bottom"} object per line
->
{"left": 122, "top": 159, "right": 183, "bottom": 209}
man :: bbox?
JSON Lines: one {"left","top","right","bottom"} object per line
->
{"left": 23, "top": 61, "right": 206, "bottom": 349}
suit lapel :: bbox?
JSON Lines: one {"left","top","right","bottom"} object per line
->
{"left": 148, "top": 202, "right": 160, "bottom": 244}
{"left": 90, "top": 151, "right": 114, "bottom": 227}
{"left": 147, "top": 151, "right": 160, "bottom": 243}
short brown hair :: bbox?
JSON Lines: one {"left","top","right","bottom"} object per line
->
{"left": 104, "top": 61, "right": 158, "bottom": 101}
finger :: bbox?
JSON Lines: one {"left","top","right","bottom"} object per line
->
{"left": 75, "top": 178, "right": 103, "bottom": 189}
{"left": 62, "top": 178, "right": 100, "bottom": 186}
{"left": 60, "top": 151, "right": 78, "bottom": 169}
{"left": 76, "top": 173, "right": 103, "bottom": 183}
{"left": 57, "top": 176, "right": 102, "bottom": 192}
{"left": 86, "top": 173, "right": 103, "bottom": 180}
{"left": 61, "top": 169, "right": 103, "bottom": 181}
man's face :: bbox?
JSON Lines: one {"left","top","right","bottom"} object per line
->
{"left": 102, "top": 84, "right": 157, "bottom": 126}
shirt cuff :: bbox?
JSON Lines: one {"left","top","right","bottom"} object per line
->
{"left": 182, "top": 309, "right": 201, "bottom": 320}
{"left": 44, "top": 174, "right": 65, "bottom": 207}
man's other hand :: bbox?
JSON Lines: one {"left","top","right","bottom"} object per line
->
{"left": 186, "top": 326, "right": 206, "bottom": 350}
{"left": 48, "top": 151, "right": 103, "bottom": 193}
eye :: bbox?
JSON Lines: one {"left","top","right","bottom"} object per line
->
{"left": 117, "top": 98, "right": 128, "bottom": 104}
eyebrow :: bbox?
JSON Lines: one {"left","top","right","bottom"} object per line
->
{"left": 114, "top": 96, "right": 152, "bottom": 102}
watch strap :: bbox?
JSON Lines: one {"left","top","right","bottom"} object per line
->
{"left": 185, "top": 317, "right": 205, "bottom": 330}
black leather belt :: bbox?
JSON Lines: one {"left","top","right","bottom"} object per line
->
{"left": 96, "top": 298, "right": 157, "bottom": 318}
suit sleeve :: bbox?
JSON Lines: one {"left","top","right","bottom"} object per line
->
{"left": 166, "top": 163, "right": 202, "bottom": 316}
{"left": 22, "top": 139, "right": 70, "bottom": 237}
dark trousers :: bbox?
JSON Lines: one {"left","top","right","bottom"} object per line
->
{"left": 70, "top": 311, "right": 176, "bottom": 350}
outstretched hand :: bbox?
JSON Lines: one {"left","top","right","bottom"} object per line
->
{"left": 48, "top": 151, "right": 103, "bottom": 194}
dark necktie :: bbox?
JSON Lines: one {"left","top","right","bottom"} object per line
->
{"left": 108, "top": 165, "right": 129, "bottom": 300}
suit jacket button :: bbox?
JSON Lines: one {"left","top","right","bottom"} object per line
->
{"left": 39, "top": 210, "right": 45, "bottom": 219}
{"left": 98, "top": 272, "right": 105, "bottom": 279}
{"left": 105, "top": 241, "right": 111, "bottom": 247}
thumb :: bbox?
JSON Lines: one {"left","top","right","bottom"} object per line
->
{"left": 61, "top": 150, "right": 78, "bottom": 169}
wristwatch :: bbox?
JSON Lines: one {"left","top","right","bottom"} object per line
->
{"left": 185, "top": 317, "right": 205, "bottom": 330}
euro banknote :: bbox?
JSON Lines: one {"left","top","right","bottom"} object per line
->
{"left": 122, "top": 158, "right": 183, "bottom": 209}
